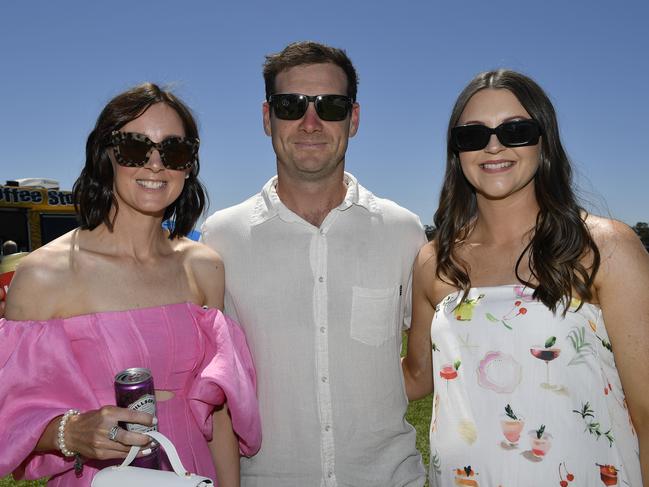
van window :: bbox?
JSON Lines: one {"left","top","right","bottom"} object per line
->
{"left": 40, "top": 213, "right": 79, "bottom": 245}
{"left": 0, "top": 209, "right": 30, "bottom": 252}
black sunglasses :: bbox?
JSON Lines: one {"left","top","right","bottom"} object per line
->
{"left": 110, "top": 131, "right": 199, "bottom": 170}
{"left": 451, "top": 120, "right": 542, "bottom": 152}
{"left": 268, "top": 93, "right": 353, "bottom": 121}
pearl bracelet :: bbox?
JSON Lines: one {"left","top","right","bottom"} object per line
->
{"left": 56, "top": 409, "right": 80, "bottom": 457}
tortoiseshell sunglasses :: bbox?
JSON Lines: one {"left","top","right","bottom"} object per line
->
{"left": 110, "top": 131, "right": 199, "bottom": 170}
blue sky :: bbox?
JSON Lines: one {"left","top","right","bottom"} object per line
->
{"left": 1, "top": 0, "right": 647, "bottom": 226}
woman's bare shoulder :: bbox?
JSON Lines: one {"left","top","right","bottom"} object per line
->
{"left": 174, "top": 237, "right": 223, "bottom": 269}
{"left": 417, "top": 239, "right": 437, "bottom": 261}
{"left": 5, "top": 234, "right": 77, "bottom": 319}
{"left": 585, "top": 214, "right": 648, "bottom": 286}
{"left": 585, "top": 214, "right": 643, "bottom": 256}
{"left": 12, "top": 234, "right": 77, "bottom": 285}
{"left": 414, "top": 240, "right": 457, "bottom": 307}
{"left": 172, "top": 238, "right": 224, "bottom": 309}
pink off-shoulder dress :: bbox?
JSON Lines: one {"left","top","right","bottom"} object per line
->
{"left": 0, "top": 302, "right": 262, "bottom": 486}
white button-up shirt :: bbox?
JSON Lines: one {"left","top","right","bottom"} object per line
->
{"left": 201, "top": 173, "right": 427, "bottom": 487}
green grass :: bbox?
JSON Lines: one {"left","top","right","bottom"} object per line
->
{"left": 0, "top": 479, "right": 45, "bottom": 487}
{"left": 406, "top": 393, "right": 432, "bottom": 468}
{"left": 2, "top": 333, "right": 431, "bottom": 486}
{"left": 403, "top": 332, "right": 432, "bottom": 487}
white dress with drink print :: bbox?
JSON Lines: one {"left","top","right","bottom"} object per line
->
{"left": 429, "top": 285, "right": 641, "bottom": 487}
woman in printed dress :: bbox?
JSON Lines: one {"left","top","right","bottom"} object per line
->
{"left": 402, "top": 70, "right": 648, "bottom": 486}
{"left": 0, "top": 83, "right": 261, "bottom": 486}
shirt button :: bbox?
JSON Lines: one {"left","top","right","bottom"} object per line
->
{"left": 318, "top": 276, "right": 324, "bottom": 283}
{"left": 320, "top": 229, "right": 325, "bottom": 235}
{"left": 320, "top": 326, "right": 326, "bottom": 333}
{"left": 321, "top": 376, "right": 328, "bottom": 383}
{"left": 327, "top": 471, "right": 333, "bottom": 478}
{"left": 324, "top": 424, "right": 331, "bottom": 432}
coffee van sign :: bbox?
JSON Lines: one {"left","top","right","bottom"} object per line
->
{"left": 0, "top": 185, "right": 74, "bottom": 210}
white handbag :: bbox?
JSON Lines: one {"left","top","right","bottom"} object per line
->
{"left": 91, "top": 430, "right": 214, "bottom": 486}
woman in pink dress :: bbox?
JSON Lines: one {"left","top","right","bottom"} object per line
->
{"left": 0, "top": 83, "right": 261, "bottom": 486}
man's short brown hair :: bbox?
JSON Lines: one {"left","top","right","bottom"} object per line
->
{"left": 263, "top": 41, "right": 358, "bottom": 102}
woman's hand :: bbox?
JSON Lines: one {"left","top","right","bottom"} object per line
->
{"left": 38, "top": 405, "right": 155, "bottom": 460}
{"left": 67, "top": 406, "right": 155, "bottom": 460}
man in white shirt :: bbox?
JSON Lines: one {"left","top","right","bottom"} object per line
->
{"left": 201, "top": 41, "right": 426, "bottom": 487}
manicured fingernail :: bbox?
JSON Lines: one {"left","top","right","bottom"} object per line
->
{"left": 152, "top": 416, "right": 158, "bottom": 426}
{"left": 141, "top": 448, "right": 152, "bottom": 455}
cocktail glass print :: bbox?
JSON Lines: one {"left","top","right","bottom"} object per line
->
{"left": 501, "top": 418, "right": 525, "bottom": 446}
{"left": 500, "top": 404, "right": 524, "bottom": 446}
{"left": 530, "top": 336, "right": 561, "bottom": 390}
{"left": 597, "top": 464, "right": 618, "bottom": 486}
{"left": 439, "top": 360, "right": 460, "bottom": 398}
{"left": 529, "top": 425, "right": 552, "bottom": 458}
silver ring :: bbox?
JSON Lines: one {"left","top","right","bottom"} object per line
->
{"left": 107, "top": 425, "right": 119, "bottom": 441}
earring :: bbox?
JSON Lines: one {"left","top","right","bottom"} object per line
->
{"left": 185, "top": 173, "right": 190, "bottom": 180}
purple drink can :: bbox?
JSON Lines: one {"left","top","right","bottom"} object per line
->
{"left": 114, "top": 367, "right": 160, "bottom": 469}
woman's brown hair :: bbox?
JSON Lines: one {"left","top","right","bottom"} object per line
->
{"left": 434, "top": 69, "right": 600, "bottom": 313}
{"left": 73, "top": 82, "right": 206, "bottom": 238}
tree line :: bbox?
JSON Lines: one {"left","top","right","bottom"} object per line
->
{"left": 633, "top": 222, "right": 649, "bottom": 251}
{"left": 424, "top": 222, "right": 649, "bottom": 252}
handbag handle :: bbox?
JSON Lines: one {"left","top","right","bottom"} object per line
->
{"left": 121, "top": 430, "right": 189, "bottom": 476}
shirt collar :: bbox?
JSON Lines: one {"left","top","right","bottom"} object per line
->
{"left": 250, "top": 172, "right": 382, "bottom": 225}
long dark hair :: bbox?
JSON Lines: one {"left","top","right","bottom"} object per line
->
{"left": 434, "top": 69, "right": 600, "bottom": 312}
{"left": 73, "top": 82, "right": 206, "bottom": 238}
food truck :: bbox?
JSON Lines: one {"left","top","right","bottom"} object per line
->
{"left": 0, "top": 178, "right": 78, "bottom": 252}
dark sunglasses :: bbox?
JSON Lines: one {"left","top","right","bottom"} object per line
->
{"left": 110, "top": 131, "right": 199, "bottom": 170}
{"left": 451, "top": 120, "right": 542, "bottom": 152}
{"left": 268, "top": 93, "right": 353, "bottom": 121}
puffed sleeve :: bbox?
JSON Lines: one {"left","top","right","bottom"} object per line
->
{"left": 0, "top": 319, "right": 101, "bottom": 479}
{"left": 187, "top": 308, "right": 261, "bottom": 456}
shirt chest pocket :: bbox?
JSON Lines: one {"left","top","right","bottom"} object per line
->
{"left": 350, "top": 285, "right": 400, "bottom": 346}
